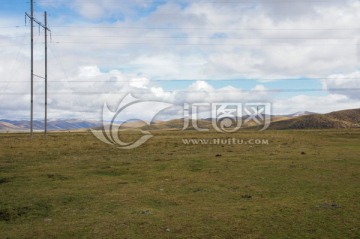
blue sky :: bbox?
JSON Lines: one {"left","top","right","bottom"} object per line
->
{"left": 0, "top": 0, "right": 360, "bottom": 119}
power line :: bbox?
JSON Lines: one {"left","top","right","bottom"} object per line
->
{"left": 3, "top": 25, "right": 360, "bottom": 32}
{"left": 0, "top": 25, "right": 26, "bottom": 28}
{"left": 1, "top": 77, "right": 360, "bottom": 83}
{"left": 0, "top": 35, "right": 29, "bottom": 39}
{"left": 3, "top": 24, "right": 359, "bottom": 34}
{"left": 50, "top": 26, "right": 360, "bottom": 31}
{"left": 0, "top": 44, "right": 30, "bottom": 48}
{"left": 3, "top": 38, "right": 359, "bottom": 48}
{"left": 35, "top": 0, "right": 346, "bottom": 3}
{"left": 52, "top": 41, "right": 360, "bottom": 46}
{"left": 50, "top": 34, "right": 359, "bottom": 40}
{"left": 1, "top": 88, "right": 360, "bottom": 95}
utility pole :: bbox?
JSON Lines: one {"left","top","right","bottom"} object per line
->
{"left": 44, "top": 11, "right": 48, "bottom": 135}
{"left": 30, "top": 0, "right": 34, "bottom": 138}
{"left": 25, "top": 1, "right": 51, "bottom": 137}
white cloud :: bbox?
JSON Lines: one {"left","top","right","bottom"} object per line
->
{"left": 322, "top": 71, "right": 360, "bottom": 99}
{"left": 33, "top": 0, "right": 360, "bottom": 80}
{"left": 273, "top": 93, "right": 360, "bottom": 115}
{"left": 188, "top": 81, "right": 214, "bottom": 92}
{"left": 1, "top": 1, "right": 360, "bottom": 120}
{"left": 78, "top": 65, "right": 102, "bottom": 78}
{"left": 130, "top": 77, "right": 150, "bottom": 89}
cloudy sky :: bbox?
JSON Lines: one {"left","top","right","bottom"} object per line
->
{"left": 1, "top": 0, "right": 360, "bottom": 121}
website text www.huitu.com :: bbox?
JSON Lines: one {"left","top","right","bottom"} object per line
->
{"left": 182, "top": 138, "right": 269, "bottom": 145}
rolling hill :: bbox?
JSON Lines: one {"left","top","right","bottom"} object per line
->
{"left": 1, "top": 108, "right": 359, "bottom": 132}
{"left": 140, "top": 109, "right": 359, "bottom": 130}
{"left": 269, "top": 108, "right": 360, "bottom": 129}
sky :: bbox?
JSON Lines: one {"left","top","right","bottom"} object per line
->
{"left": 0, "top": 0, "right": 360, "bottom": 121}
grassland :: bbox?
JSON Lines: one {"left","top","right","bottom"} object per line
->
{"left": 0, "top": 129, "right": 359, "bottom": 238}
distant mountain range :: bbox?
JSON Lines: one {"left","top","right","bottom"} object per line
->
{"left": 1, "top": 109, "right": 359, "bottom": 132}
{"left": 0, "top": 119, "right": 101, "bottom": 132}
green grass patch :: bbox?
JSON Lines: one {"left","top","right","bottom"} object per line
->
{"left": 0, "top": 130, "right": 359, "bottom": 238}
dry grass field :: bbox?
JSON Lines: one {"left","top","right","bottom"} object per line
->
{"left": 0, "top": 129, "right": 359, "bottom": 238}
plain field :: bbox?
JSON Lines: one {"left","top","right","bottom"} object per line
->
{"left": 0, "top": 129, "right": 359, "bottom": 238}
